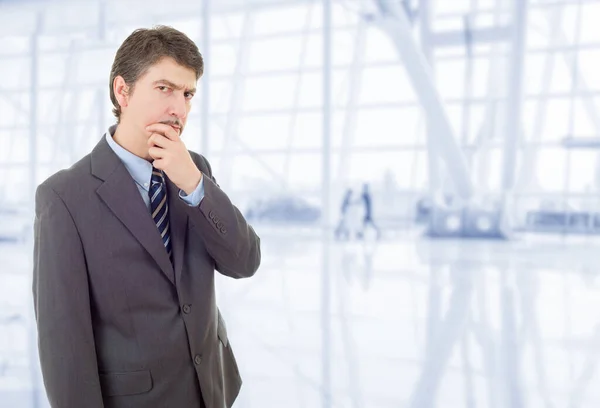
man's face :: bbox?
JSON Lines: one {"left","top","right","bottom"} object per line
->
{"left": 120, "top": 57, "right": 197, "bottom": 137}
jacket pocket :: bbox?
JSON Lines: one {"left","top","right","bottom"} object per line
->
{"left": 99, "top": 369, "right": 153, "bottom": 397}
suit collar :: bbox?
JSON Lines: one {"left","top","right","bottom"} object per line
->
{"left": 104, "top": 125, "right": 153, "bottom": 193}
{"left": 91, "top": 127, "right": 126, "bottom": 183}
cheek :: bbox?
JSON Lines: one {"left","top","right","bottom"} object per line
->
{"left": 143, "top": 100, "right": 170, "bottom": 123}
{"left": 129, "top": 95, "right": 153, "bottom": 116}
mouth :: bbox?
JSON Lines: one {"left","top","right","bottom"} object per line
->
{"left": 159, "top": 121, "right": 182, "bottom": 133}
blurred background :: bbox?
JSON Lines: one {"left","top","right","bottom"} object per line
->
{"left": 2, "top": 0, "right": 600, "bottom": 407}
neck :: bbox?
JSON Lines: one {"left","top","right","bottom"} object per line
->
{"left": 112, "top": 121, "right": 152, "bottom": 162}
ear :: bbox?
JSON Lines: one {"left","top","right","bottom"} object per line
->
{"left": 113, "top": 76, "right": 130, "bottom": 109}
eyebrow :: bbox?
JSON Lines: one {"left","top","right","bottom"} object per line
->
{"left": 153, "top": 79, "right": 196, "bottom": 94}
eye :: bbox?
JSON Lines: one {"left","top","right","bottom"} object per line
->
{"left": 184, "top": 92, "right": 195, "bottom": 100}
{"left": 158, "top": 86, "right": 170, "bottom": 92}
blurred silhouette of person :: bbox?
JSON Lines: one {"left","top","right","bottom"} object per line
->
{"left": 357, "top": 183, "right": 380, "bottom": 240}
{"left": 335, "top": 188, "right": 354, "bottom": 240}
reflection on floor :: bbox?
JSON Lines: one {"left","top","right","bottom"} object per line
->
{"left": 2, "top": 229, "right": 600, "bottom": 407}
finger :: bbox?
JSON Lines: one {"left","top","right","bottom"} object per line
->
{"left": 145, "top": 124, "right": 172, "bottom": 140}
{"left": 152, "top": 158, "right": 165, "bottom": 170}
{"left": 148, "top": 133, "right": 171, "bottom": 148}
{"left": 146, "top": 123, "right": 180, "bottom": 142}
{"left": 148, "top": 146, "right": 165, "bottom": 160}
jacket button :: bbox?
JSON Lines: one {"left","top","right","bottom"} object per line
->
{"left": 209, "top": 211, "right": 215, "bottom": 219}
{"left": 217, "top": 221, "right": 223, "bottom": 229}
{"left": 194, "top": 355, "right": 202, "bottom": 365}
{"left": 221, "top": 227, "right": 227, "bottom": 234}
{"left": 182, "top": 304, "right": 191, "bottom": 314}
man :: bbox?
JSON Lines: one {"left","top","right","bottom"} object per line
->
{"left": 32, "top": 26, "right": 261, "bottom": 408}
{"left": 357, "top": 183, "right": 380, "bottom": 240}
{"left": 334, "top": 188, "right": 354, "bottom": 240}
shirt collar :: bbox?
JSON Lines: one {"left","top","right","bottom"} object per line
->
{"left": 105, "top": 124, "right": 153, "bottom": 191}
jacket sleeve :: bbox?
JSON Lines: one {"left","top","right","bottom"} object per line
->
{"left": 32, "top": 182, "right": 105, "bottom": 408}
{"left": 184, "top": 154, "right": 261, "bottom": 279}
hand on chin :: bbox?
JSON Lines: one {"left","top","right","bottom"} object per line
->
{"left": 145, "top": 122, "right": 202, "bottom": 194}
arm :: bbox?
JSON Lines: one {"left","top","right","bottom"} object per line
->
{"left": 183, "top": 155, "right": 261, "bottom": 279}
{"left": 179, "top": 175, "right": 205, "bottom": 206}
{"left": 32, "top": 183, "right": 105, "bottom": 408}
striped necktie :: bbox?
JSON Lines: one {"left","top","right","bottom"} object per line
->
{"left": 149, "top": 167, "right": 172, "bottom": 262}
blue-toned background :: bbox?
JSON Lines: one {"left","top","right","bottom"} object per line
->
{"left": 1, "top": 0, "right": 600, "bottom": 407}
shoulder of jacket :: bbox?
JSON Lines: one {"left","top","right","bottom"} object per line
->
{"left": 38, "top": 154, "right": 93, "bottom": 197}
{"left": 188, "top": 150, "right": 212, "bottom": 177}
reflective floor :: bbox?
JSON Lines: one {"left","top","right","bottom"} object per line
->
{"left": 2, "top": 228, "right": 600, "bottom": 407}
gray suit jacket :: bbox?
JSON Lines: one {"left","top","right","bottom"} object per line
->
{"left": 32, "top": 135, "right": 261, "bottom": 408}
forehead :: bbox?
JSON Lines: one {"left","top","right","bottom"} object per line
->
{"left": 140, "top": 57, "right": 197, "bottom": 88}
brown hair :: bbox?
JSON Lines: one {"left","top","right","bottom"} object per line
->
{"left": 109, "top": 25, "right": 204, "bottom": 122}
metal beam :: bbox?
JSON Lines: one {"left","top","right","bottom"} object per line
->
{"left": 418, "top": 0, "right": 443, "bottom": 198}
{"left": 201, "top": 0, "right": 211, "bottom": 157}
{"left": 430, "top": 26, "right": 512, "bottom": 47}
{"left": 219, "top": 11, "right": 253, "bottom": 188}
{"left": 515, "top": 4, "right": 563, "bottom": 194}
{"left": 336, "top": 17, "right": 367, "bottom": 186}
{"left": 28, "top": 13, "right": 41, "bottom": 408}
{"left": 283, "top": 3, "right": 315, "bottom": 185}
{"left": 27, "top": 14, "right": 40, "bottom": 210}
{"left": 321, "top": 0, "right": 333, "bottom": 406}
{"left": 211, "top": 117, "right": 289, "bottom": 185}
{"left": 0, "top": 0, "right": 322, "bottom": 37}
{"left": 501, "top": 0, "right": 527, "bottom": 192}
{"left": 372, "top": 0, "right": 474, "bottom": 200}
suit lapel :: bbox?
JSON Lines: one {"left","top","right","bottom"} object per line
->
{"left": 165, "top": 176, "right": 189, "bottom": 287}
{"left": 91, "top": 134, "right": 176, "bottom": 285}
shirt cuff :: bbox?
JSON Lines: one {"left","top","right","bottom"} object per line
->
{"left": 179, "top": 175, "right": 205, "bottom": 206}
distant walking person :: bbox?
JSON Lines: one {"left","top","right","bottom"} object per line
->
{"left": 357, "top": 183, "right": 380, "bottom": 240}
{"left": 335, "top": 188, "right": 354, "bottom": 240}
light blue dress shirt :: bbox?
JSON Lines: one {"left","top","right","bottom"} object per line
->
{"left": 105, "top": 127, "right": 205, "bottom": 210}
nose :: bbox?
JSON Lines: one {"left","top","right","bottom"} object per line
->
{"left": 168, "top": 94, "right": 187, "bottom": 121}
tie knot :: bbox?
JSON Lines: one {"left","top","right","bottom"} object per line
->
{"left": 151, "top": 167, "right": 164, "bottom": 185}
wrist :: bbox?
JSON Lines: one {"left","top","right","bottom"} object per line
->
{"left": 182, "top": 169, "right": 202, "bottom": 195}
